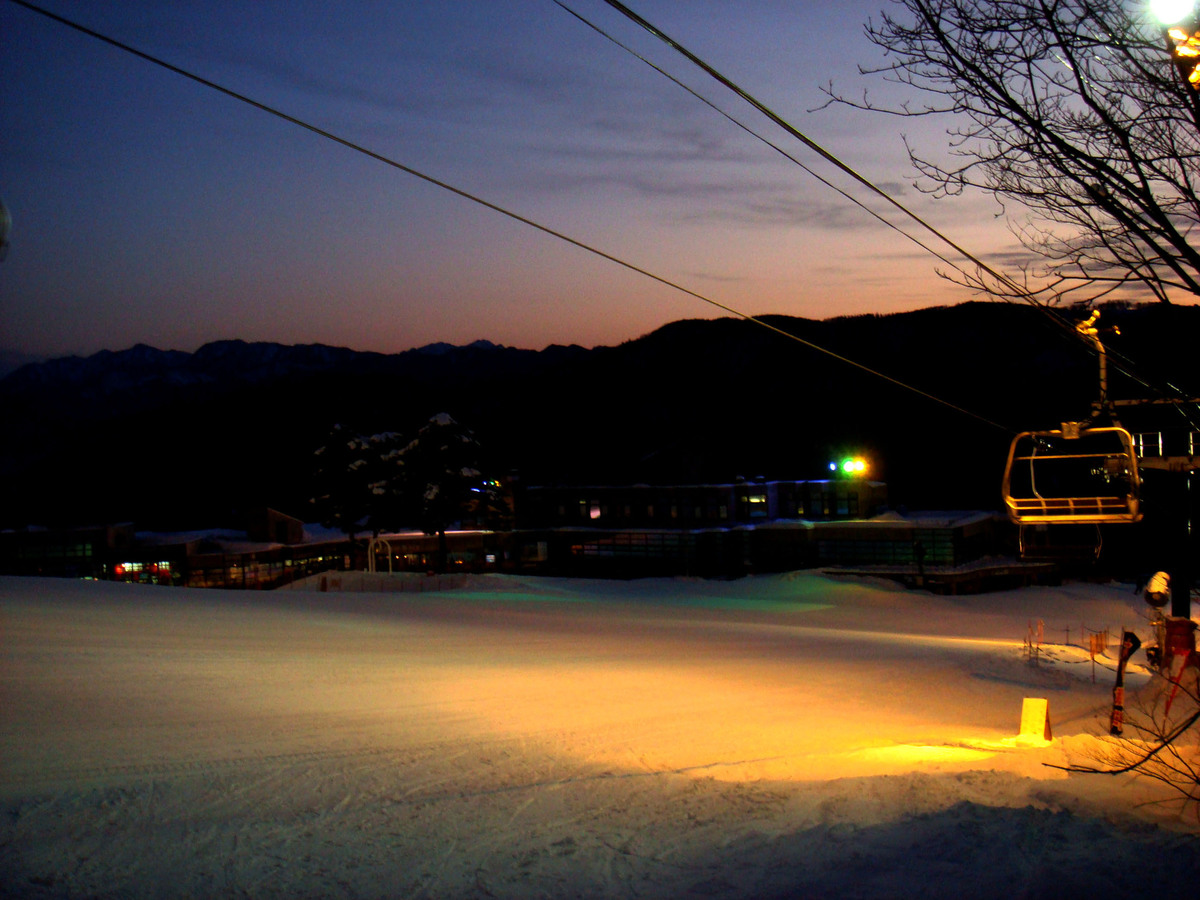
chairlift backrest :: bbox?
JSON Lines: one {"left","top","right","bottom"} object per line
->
{"left": 1001, "top": 425, "right": 1142, "bottom": 524}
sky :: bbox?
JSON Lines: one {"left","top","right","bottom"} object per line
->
{"left": 0, "top": 0, "right": 1080, "bottom": 364}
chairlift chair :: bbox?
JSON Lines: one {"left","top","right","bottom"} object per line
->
{"left": 1001, "top": 424, "right": 1142, "bottom": 525}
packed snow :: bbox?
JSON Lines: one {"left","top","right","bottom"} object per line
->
{"left": 1, "top": 572, "right": 1198, "bottom": 898}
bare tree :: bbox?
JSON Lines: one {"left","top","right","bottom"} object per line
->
{"left": 826, "top": 0, "right": 1200, "bottom": 305}
{"left": 1055, "top": 670, "right": 1200, "bottom": 820}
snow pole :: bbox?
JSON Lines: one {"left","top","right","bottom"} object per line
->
{"left": 1109, "top": 631, "right": 1142, "bottom": 736}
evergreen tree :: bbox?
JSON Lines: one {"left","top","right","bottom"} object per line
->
{"left": 309, "top": 423, "right": 373, "bottom": 539}
{"left": 401, "top": 413, "right": 486, "bottom": 571}
{"left": 310, "top": 415, "right": 508, "bottom": 566}
{"left": 361, "top": 430, "right": 407, "bottom": 537}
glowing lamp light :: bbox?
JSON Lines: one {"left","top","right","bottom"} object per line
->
{"left": 1151, "top": 0, "right": 1196, "bottom": 25}
{"left": 1173, "top": 32, "right": 1200, "bottom": 86}
{"left": 830, "top": 457, "right": 868, "bottom": 477}
{"left": 1154, "top": 0, "right": 1200, "bottom": 90}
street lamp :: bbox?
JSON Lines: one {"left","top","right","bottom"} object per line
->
{"left": 1151, "top": 0, "right": 1200, "bottom": 128}
{"left": 1151, "top": 0, "right": 1195, "bottom": 24}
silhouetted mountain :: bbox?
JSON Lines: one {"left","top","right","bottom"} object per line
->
{"left": 0, "top": 349, "right": 47, "bottom": 379}
{"left": 1, "top": 301, "right": 1196, "bottom": 532}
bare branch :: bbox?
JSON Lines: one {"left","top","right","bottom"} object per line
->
{"left": 825, "top": 0, "right": 1200, "bottom": 305}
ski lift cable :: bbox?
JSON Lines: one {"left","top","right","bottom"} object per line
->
{"left": 6, "top": 0, "right": 1016, "bottom": 435}
{"left": 551, "top": 0, "right": 969, "bottom": 278}
{"left": 592, "top": 1, "right": 1059, "bottom": 310}
{"left": 593, "top": 0, "right": 1199, "bottom": 425}
{"left": 556, "top": 1, "right": 1178, "bottom": 422}
{"left": 586, "top": 0, "right": 1164, "bottom": 411}
{"left": 564, "top": 0, "right": 1197, "bottom": 437}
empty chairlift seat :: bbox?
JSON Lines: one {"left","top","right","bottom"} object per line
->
{"left": 1002, "top": 424, "right": 1142, "bottom": 524}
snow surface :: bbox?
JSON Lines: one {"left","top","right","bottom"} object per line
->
{"left": 1, "top": 572, "right": 1198, "bottom": 898}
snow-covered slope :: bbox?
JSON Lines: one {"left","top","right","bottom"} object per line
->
{"left": 1, "top": 573, "right": 1196, "bottom": 898}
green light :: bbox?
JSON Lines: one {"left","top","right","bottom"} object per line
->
{"left": 839, "top": 457, "right": 867, "bottom": 476}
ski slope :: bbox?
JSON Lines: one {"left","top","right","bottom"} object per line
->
{"left": 1, "top": 572, "right": 1197, "bottom": 898}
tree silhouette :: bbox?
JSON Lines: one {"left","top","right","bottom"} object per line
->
{"left": 310, "top": 414, "right": 506, "bottom": 567}
{"left": 309, "top": 423, "right": 373, "bottom": 539}
{"left": 400, "top": 414, "right": 486, "bottom": 572}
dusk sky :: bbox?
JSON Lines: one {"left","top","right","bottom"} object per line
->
{"left": 1, "top": 0, "right": 1078, "bottom": 365}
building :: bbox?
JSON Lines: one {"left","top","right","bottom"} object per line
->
{"left": 1, "top": 483, "right": 1031, "bottom": 592}
{"left": 516, "top": 478, "right": 890, "bottom": 530}
{"left": 0, "top": 523, "right": 137, "bottom": 579}
{"left": 0, "top": 511, "right": 345, "bottom": 589}
{"left": 245, "top": 507, "right": 306, "bottom": 545}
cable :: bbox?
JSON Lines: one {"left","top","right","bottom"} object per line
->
{"left": 551, "top": 0, "right": 968, "bottom": 278}
{"left": 584, "top": 0, "right": 1150, "bottom": 402}
{"left": 4, "top": 0, "right": 1014, "bottom": 434}
{"left": 592, "top": 0, "right": 1200, "bottom": 427}
{"left": 559, "top": 0, "right": 1200, "bottom": 427}
{"left": 594, "top": 1, "right": 1043, "bottom": 307}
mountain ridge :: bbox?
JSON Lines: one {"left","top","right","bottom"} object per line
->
{"left": 2, "top": 301, "right": 1197, "bottom": 530}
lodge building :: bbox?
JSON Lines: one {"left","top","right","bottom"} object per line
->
{"left": 1, "top": 478, "right": 1027, "bottom": 592}
{"left": 516, "top": 478, "right": 888, "bottom": 529}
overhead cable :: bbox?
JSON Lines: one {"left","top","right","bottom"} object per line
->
{"left": 593, "top": 0, "right": 1198, "bottom": 425}
{"left": 551, "top": 0, "right": 966, "bottom": 276}
{"left": 6, "top": 0, "right": 1011, "bottom": 432}
{"left": 594, "top": 0, "right": 1039, "bottom": 306}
